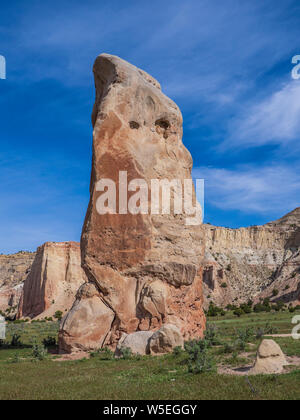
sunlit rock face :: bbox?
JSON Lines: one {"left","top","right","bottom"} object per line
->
{"left": 17, "top": 242, "right": 86, "bottom": 320}
{"left": 203, "top": 208, "right": 300, "bottom": 309}
{"left": 59, "top": 54, "right": 206, "bottom": 353}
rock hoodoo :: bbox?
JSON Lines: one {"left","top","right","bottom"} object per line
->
{"left": 250, "top": 339, "right": 288, "bottom": 375}
{"left": 59, "top": 54, "right": 206, "bottom": 353}
{"left": 18, "top": 242, "right": 87, "bottom": 319}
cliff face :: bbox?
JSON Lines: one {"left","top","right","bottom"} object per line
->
{"left": 203, "top": 208, "right": 300, "bottom": 308}
{"left": 0, "top": 252, "right": 35, "bottom": 315}
{"left": 17, "top": 242, "right": 87, "bottom": 319}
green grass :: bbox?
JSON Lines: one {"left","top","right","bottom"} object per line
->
{"left": 0, "top": 312, "right": 299, "bottom": 400}
{"left": 207, "top": 310, "right": 297, "bottom": 335}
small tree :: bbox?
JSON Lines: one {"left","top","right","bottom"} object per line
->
{"left": 233, "top": 308, "right": 243, "bottom": 317}
{"left": 54, "top": 311, "right": 63, "bottom": 321}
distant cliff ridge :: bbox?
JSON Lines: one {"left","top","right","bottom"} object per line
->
{"left": 203, "top": 208, "right": 300, "bottom": 308}
{"left": 0, "top": 251, "right": 35, "bottom": 316}
{"left": 0, "top": 209, "right": 299, "bottom": 318}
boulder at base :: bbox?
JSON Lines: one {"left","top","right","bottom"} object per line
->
{"left": 149, "top": 324, "right": 184, "bottom": 355}
{"left": 250, "top": 339, "right": 289, "bottom": 375}
{"left": 59, "top": 283, "right": 114, "bottom": 353}
{"left": 115, "top": 331, "right": 153, "bottom": 356}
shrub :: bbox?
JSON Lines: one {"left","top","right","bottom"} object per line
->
{"left": 255, "top": 328, "right": 265, "bottom": 340}
{"left": 240, "top": 303, "right": 252, "bottom": 314}
{"left": 204, "top": 324, "right": 221, "bottom": 347}
{"left": 91, "top": 347, "right": 114, "bottom": 360}
{"left": 188, "top": 349, "right": 215, "bottom": 374}
{"left": 42, "top": 336, "right": 57, "bottom": 347}
{"left": 233, "top": 308, "right": 243, "bottom": 317}
{"left": 10, "top": 334, "right": 22, "bottom": 347}
{"left": 226, "top": 304, "right": 238, "bottom": 311}
{"left": 254, "top": 303, "right": 271, "bottom": 313}
{"left": 119, "top": 347, "right": 132, "bottom": 360}
{"left": 221, "top": 283, "right": 228, "bottom": 288}
{"left": 32, "top": 343, "right": 47, "bottom": 361}
{"left": 207, "top": 303, "right": 224, "bottom": 317}
{"left": 173, "top": 346, "right": 184, "bottom": 357}
{"left": 222, "top": 342, "right": 235, "bottom": 354}
{"left": 184, "top": 340, "right": 215, "bottom": 374}
{"left": 272, "top": 301, "right": 285, "bottom": 312}
{"left": 10, "top": 353, "right": 21, "bottom": 364}
{"left": 234, "top": 328, "right": 253, "bottom": 350}
{"left": 272, "top": 289, "right": 279, "bottom": 297}
{"left": 54, "top": 311, "right": 63, "bottom": 321}
{"left": 263, "top": 323, "right": 278, "bottom": 335}
{"left": 184, "top": 339, "right": 208, "bottom": 358}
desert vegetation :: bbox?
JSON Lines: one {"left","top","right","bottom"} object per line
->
{"left": 0, "top": 311, "right": 299, "bottom": 400}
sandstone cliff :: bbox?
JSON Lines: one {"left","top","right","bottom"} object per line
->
{"left": 18, "top": 242, "right": 87, "bottom": 319}
{"left": 0, "top": 251, "right": 35, "bottom": 315}
{"left": 203, "top": 208, "right": 300, "bottom": 308}
{"left": 59, "top": 54, "right": 206, "bottom": 353}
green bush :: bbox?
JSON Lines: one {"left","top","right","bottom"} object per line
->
{"left": 255, "top": 328, "right": 265, "bottom": 340}
{"left": 234, "top": 328, "right": 253, "bottom": 350}
{"left": 54, "top": 311, "right": 63, "bottom": 321}
{"left": 32, "top": 343, "right": 47, "bottom": 361}
{"left": 240, "top": 303, "right": 252, "bottom": 314}
{"left": 184, "top": 340, "right": 215, "bottom": 374}
{"left": 42, "top": 336, "right": 57, "bottom": 347}
{"left": 119, "top": 347, "right": 132, "bottom": 360}
{"left": 204, "top": 324, "right": 221, "bottom": 347}
{"left": 90, "top": 347, "right": 114, "bottom": 360}
{"left": 207, "top": 303, "right": 225, "bottom": 317}
{"left": 173, "top": 346, "right": 184, "bottom": 357}
{"left": 222, "top": 342, "right": 235, "bottom": 354}
{"left": 233, "top": 308, "right": 243, "bottom": 317}
{"left": 10, "top": 353, "right": 21, "bottom": 364}
{"left": 10, "top": 334, "right": 22, "bottom": 347}
{"left": 264, "top": 323, "right": 278, "bottom": 335}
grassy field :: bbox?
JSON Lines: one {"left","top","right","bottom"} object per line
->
{"left": 0, "top": 311, "right": 299, "bottom": 400}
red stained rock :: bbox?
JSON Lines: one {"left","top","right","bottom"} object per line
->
{"left": 59, "top": 54, "right": 206, "bottom": 353}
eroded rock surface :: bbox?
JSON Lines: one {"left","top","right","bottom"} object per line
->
{"left": 59, "top": 283, "right": 114, "bottom": 353}
{"left": 18, "top": 242, "right": 86, "bottom": 319}
{"left": 250, "top": 339, "right": 288, "bottom": 375}
{"left": 59, "top": 54, "right": 206, "bottom": 353}
{"left": 203, "top": 208, "right": 300, "bottom": 308}
{"left": 0, "top": 251, "right": 35, "bottom": 316}
{"left": 149, "top": 324, "right": 184, "bottom": 355}
{"left": 115, "top": 331, "right": 153, "bottom": 356}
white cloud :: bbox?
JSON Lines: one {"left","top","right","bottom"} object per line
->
{"left": 193, "top": 164, "right": 300, "bottom": 215}
{"left": 226, "top": 81, "right": 300, "bottom": 149}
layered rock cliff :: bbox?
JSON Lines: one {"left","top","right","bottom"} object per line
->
{"left": 0, "top": 251, "right": 35, "bottom": 315}
{"left": 18, "top": 242, "right": 87, "bottom": 319}
{"left": 59, "top": 54, "right": 206, "bottom": 353}
{"left": 203, "top": 208, "right": 300, "bottom": 308}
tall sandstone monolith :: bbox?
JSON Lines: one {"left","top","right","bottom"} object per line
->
{"left": 59, "top": 54, "right": 206, "bottom": 353}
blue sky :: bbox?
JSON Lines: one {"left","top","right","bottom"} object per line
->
{"left": 0, "top": 0, "right": 300, "bottom": 253}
